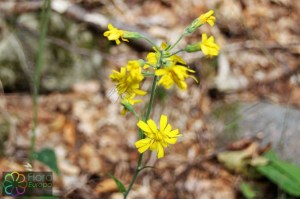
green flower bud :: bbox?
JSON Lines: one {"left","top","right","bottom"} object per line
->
{"left": 185, "top": 19, "right": 202, "bottom": 34}
{"left": 123, "top": 31, "right": 142, "bottom": 39}
{"left": 184, "top": 43, "right": 201, "bottom": 53}
{"left": 121, "top": 98, "right": 135, "bottom": 115}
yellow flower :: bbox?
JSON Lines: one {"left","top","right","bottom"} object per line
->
{"left": 155, "top": 65, "right": 197, "bottom": 90}
{"left": 185, "top": 10, "right": 216, "bottom": 33}
{"left": 144, "top": 43, "right": 169, "bottom": 69}
{"left": 135, "top": 115, "right": 181, "bottom": 158}
{"left": 199, "top": 33, "right": 220, "bottom": 57}
{"left": 155, "top": 54, "right": 198, "bottom": 90}
{"left": 109, "top": 67, "right": 146, "bottom": 98}
{"left": 145, "top": 52, "right": 159, "bottom": 68}
{"left": 166, "top": 54, "right": 186, "bottom": 65}
{"left": 126, "top": 60, "right": 144, "bottom": 82}
{"left": 103, "top": 24, "right": 128, "bottom": 45}
{"left": 121, "top": 94, "right": 142, "bottom": 115}
{"left": 199, "top": 10, "right": 216, "bottom": 27}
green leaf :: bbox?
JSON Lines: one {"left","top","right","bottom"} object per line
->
{"left": 34, "top": 148, "right": 60, "bottom": 175}
{"left": 240, "top": 182, "right": 256, "bottom": 199}
{"left": 108, "top": 173, "right": 126, "bottom": 194}
{"left": 256, "top": 150, "right": 300, "bottom": 196}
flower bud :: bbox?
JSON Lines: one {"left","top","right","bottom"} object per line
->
{"left": 123, "top": 31, "right": 142, "bottom": 39}
{"left": 184, "top": 44, "right": 201, "bottom": 53}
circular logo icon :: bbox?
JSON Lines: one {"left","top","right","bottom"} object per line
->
{"left": 2, "top": 171, "right": 28, "bottom": 197}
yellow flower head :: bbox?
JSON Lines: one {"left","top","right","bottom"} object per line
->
{"left": 199, "top": 33, "right": 220, "bottom": 57}
{"left": 155, "top": 55, "right": 198, "bottom": 90}
{"left": 135, "top": 115, "right": 181, "bottom": 158}
{"left": 126, "top": 60, "right": 144, "bottom": 82}
{"left": 145, "top": 52, "right": 159, "bottom": 69}
{"left": 109, "top": 66, "right": 146, "bottom": 98}
{"left": 144, "top": 43, "right": 169, "bottom": 69}
{"left": 199, "top": 10, "right": 216, "bottom": 27}
{"left": 103, "top": 24, "right": 128, "bottom": 45}
{"left": 185, "top": 10, "right": 216, "bottom": 33}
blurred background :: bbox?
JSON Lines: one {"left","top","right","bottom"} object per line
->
{"left": 0, "top": 0, "right": 300, "bottom": 198}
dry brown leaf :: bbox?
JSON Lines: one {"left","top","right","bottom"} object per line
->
{"left": 94, "top": 178, "right": 118, "bottom": 194}
{"left": 63, "top": 120, "right": 76, "bottom": 147}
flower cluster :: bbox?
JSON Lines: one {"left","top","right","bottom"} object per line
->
{"left": 104, "top": 10, "right": 219, "bottom": 158}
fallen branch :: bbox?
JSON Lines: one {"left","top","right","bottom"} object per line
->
{"left": 0, "top": 0, "right": 156, "bottom": 51}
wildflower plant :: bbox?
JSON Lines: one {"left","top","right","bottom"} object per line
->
{"left": 104, "top": 10, "right": 219, "bottom": 198}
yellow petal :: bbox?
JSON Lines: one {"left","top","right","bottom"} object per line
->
{"left": 163, "top": 124, "right": 172, "bottom": 134}
{"left": 190, "top": 75, "right": 199, "bottom": 83}
{"left": 134, "top": 89, "right": 147, "bottom": 96}
{"left": 155, "top": 69, "right": 167, "bottom": 76}
{"left": 202, "top": 33, "right": 207, "bottom": 41}
{"left": 147, "top": 119, "right": 158, "bottom": 132}
{"left": 160, "top": 115, "right": 168, "bottom": 131}
{"left": 121, "top": 108, "right": 126, "bottom": 115}
{"left": 165, "top": 137, "right": 177, "bottom": 144}
{"left": 103, "top": 31, "right": 110, "bottom": 36}
{"left": 137, "top": 120, "right": 152, "bottom": 133}
{"left": 135, "top": 138, "right": 152, "bottom": 153}
{"left": 167, "top": 129, "right": 181, "bottom": 137}
{"left": 149, "top": 141, "right": 158, "bottom": 151}
{"left": 108, "top": 23, "right": 113, "bottom": 30}
{"left": 157, "top": 143, "right": 164, "bottom": 158}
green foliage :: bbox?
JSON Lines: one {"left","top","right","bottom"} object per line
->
{"left": 34, "top": 148, "right": 60, "bottom": 175}
{"left": 30, "top": 0, "right": 51, "bottom": 165}
{"left": 108, "top": 173, "right": 127, "bottom": 194}
{"left": 240, "top": 182, "right": 257, "bottom": 199}
{"left": 256, "top": 151, "right": 300, "bottom": 197}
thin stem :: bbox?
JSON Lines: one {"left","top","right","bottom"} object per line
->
{"left": 124, "top": 76, "right": 158, "bottom": 199}
{"left": 123, "top": 153, "right": 143, "bottom": 198}
{"left": 166, "top": 49, "right": 184, "bottom": 57}
{"left": 141, "top": 36, "right": 157, "bottom": 48}
{"left": 168, "top": 33, "right": 186, "bottom": 51}
{"left": 30, "top": 0, "right": 51, "bottom": 165}
{"left": 142, "top": 71, "right": 155, "bottom": 77}
{"left": 145, "top": 76, "right": 158, "bottom": 121}
{"left": 124, "top": 52, "right": 162, "bottom": 199}
{"left": 144, "top": 62, "right": 156, "bottom": 69}
{"left": 131, "top": 109, "right": 140, "bottom": 120}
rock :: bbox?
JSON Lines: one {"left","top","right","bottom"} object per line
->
{"left": 214, "top": 102, "right": 300, "bottom": 165}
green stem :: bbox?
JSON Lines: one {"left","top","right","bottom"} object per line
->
{"left": 166, "top": 49, "right": 184, "bottom": 57}
{"left": 144, "top": 62, "right": 156, "bottom": 69}
{"left": 132, "top": 109, "right": 140, "bottom": 120}
{"left": 168, "top": 33, "right": 186, "bottom": 51}
{"left": 124, "top": 76, "right": 158, "bottom": 199}
{"left": 29, "top": 0, "right": 51, "bottom": 165}
{"left": 124, "top": 52, "right": 162, "bottom": 199}
{"left": 123, "top": 153, "right": 143, "bottom": 198}
{"left": 141, "top": 36, "right": 157, "bottom": 48}
{"left": 142, "top": 71, "right": 155, "bottom": 77}
{"left": 145, "top": 76, "right": 158, "bottom": 121}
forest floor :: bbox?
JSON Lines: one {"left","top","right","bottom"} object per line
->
{"left": 1, "top": 0, "right": 300, "bottom": 198}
